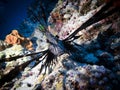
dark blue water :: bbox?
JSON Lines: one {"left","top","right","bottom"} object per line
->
{"left": 0, "top": 0, "right": 33, "bottom": 40}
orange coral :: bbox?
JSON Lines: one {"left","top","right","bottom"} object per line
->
{"left": 5, "top": 30, "right": 33, "bottom": 50}
{"left": 5, "top": 30, "right": 19, "bottom": 44}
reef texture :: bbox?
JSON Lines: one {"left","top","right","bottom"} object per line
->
{"left": 0, "top": 0, "right": 120, "bottom": 90}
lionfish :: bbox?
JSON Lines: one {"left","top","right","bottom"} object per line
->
{"left": 0, "top": 0, "right": 119, "bottom": 88}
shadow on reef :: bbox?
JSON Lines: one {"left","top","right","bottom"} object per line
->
{"left": 0, "top": 0, "right": 120, "bottom": 90}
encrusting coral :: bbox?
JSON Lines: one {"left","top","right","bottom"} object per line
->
{"left": 0, "top": 40, "right": 12, "bottom": 51}
{"left": 4, "top": 30, "right": 33, "bottom": 50}
{"left": 0, "top": 0, "right": 120, "bottom": 90}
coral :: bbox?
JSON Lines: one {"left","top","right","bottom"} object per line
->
{"left": 1, "top": 0, "right": 120, "bottom": 89}
{"left": 0, "top": 40, "right": 12, "bottom": 51}
{"left": 4, "top": 30, "right": 33, "bottom": 50}
{"left": 40, "top": 65, "right": 118, "bottom": 90}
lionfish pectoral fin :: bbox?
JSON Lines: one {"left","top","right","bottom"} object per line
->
{"left": 38, "top": 50, "right": 58, "bottom": 75}
{"left": 0, "top": 50, "right": 47, "bottom": 63}
{"left": 63, "top": 1, "right": 118, "bottom": 42}
{"left": 0, "top": 50, "right": 47, "bottom": 87}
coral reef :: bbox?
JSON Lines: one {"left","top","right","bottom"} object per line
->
{"left": 4, "top": 30, "right": 33, "bottom": 50}
{"left": 0, "top": 44, "right": 32, "bottom": 88}
{"left": 40, "top": 64, "right": 118, "bottom": 90}
{"left": 0, "top": 40, "right": 12, "bottom": 51}
{"left": 0, "top": 0, "right": 120, "bottom": 90}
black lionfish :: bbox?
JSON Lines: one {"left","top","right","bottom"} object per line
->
{"left": 0, "top": 0, "right": 120, "bottom": 89}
